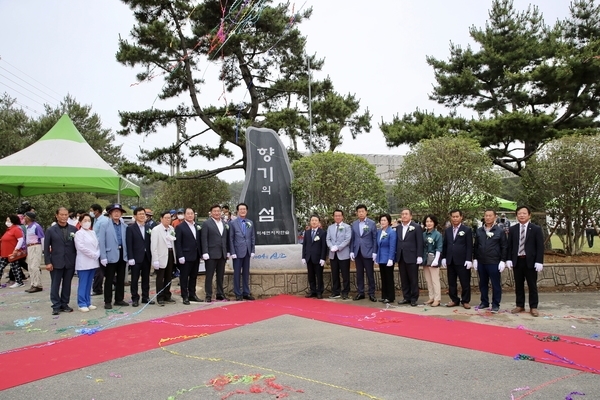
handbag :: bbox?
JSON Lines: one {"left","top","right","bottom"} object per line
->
{"left": 426, "top": 253, "right": 435, "bottom": 266}
{"left": 8, "top": 249, "right": 27, "bottom": 262}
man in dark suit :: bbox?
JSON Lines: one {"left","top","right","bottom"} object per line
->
{"left": 350, "top": 204, "right": 378, "bottom": 302}
{"left": 506, "top": 205, "right": 544, "bottom": 317}
{"left": 174, "top": 207, "right": 203, "bottom": 305}
{"left": 302, "top": 214, "right": 328, "bottom": 299}
{"left": 395, "top": 208, "right": 424, "bottom": 306}
{"left": 44, "top": 207, "right": 78, "bottom": 315}
{"left": 441, "top": 209, "right": 473, "bottom": 309}
{"left": 126, "top": 207, "right": 154, "bottom": 307}
{"left": 201, "top": 204, "right": 229, "bottom": 302}
{"left": 228, "top": 203, "right": 256, "bottom": 301}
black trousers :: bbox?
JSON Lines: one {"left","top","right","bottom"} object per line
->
{"left": 130, "top": 257, "right": 151, "bottom": 301}
{"left": 514, "top": 257, "right": 539, "bottom": 308}
{"left": 205, "top": 257, "right": 226, "bottom": 299}
{"left": 398, "top": 260, "right": 419, "bottom": 302}
{"left": 380, "top": 263, "right": 396, "bottom": 301}
{"left": 306, "top": 260, "right": 324, "bottom": 295}
{"left": 104, "top": 250, "right": 126, "bottom": 304}
{"left": 156, "top": 250, "right": 174, "bottom": 301}
{"left": 355, "top": 250, "right": 375, "bottom": 296}
{"left": 330, "top": 255, "right": 350, "bottom": 296}
{"left": 49, "top": 267, "right": 75, "bottom": 311}
{"left": 447, "top": 262, "right": 471, "bottom": 304}
{"left": 178, "top": 259, "right": 199, "bottom": 299}
{"left": 92, "top": 263, "right": 104, "bottom": 294}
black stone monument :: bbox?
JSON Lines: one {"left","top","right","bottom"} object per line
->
{"left": 240, "top": 127, "right": 297, "bottom": 245}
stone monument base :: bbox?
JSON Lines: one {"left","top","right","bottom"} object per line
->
{"left": 249, "top": 244, "right": 303, "bottom": 269}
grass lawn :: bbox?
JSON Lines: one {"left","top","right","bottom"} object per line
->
{"left": 549, "top": 234, "right": 600, "bottom": 254}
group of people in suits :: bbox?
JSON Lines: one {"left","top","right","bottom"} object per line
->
{"left": 302, "top": 204, "right": 544, "bottom": 317}
{"left": 42, "top": 202, "right": 257, "bottom": 314}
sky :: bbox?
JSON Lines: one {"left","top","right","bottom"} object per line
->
{"left": 0, "top": 0, "right": 569, "bottom": 182}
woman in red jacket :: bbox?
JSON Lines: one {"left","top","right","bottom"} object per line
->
{"left": 0, "top": 214, "right": 25, "bottom": 288}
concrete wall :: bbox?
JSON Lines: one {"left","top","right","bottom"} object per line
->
{"left": 197, "top": 264, "right": 600, "bottom": 298}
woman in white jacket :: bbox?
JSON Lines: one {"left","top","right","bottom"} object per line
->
{"left": 75, "top": 214, "right": 100, "bottom": 312}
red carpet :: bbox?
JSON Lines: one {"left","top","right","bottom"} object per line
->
{"left": 0, "top": 295, "right": 598, "bottom": 390}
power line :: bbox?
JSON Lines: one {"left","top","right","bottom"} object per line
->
{"left": 0, "top": 56, "right": 63, "bottom": 99}
{"left": 0, "top": 72, "right": 58, "bottom": 106}
{"left": 0, "top": 65, "right": 62, "bottom": 104}
{"left": 14, "top": 100, "right": 41, "bottom": 115}
{"left": 0, "top": 82, "right": 49, "bottom": 108}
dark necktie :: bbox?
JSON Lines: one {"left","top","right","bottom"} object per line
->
{"left": 312, "top": 230, "right": 316, "bottom": 240}
{"left": 242, "top": 219, "right": 246, "bottom": 235}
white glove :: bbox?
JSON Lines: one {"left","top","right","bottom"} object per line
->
{"left": 319, "top": 259, "right": 325, "bottom": 266}
{"left": 350, "top": 252, "right": 355, "bottom": 261}
{"left": 506, "top": 260, "right": 513, "bottom": 269}
{"left": 227, "top": 252, "right": 230, "bottom": 258}
{"left": 498, "top": 261, "right": 506, "bottom": 273}
{"left": 231, "top": 254, "right": 237, "bottom": 259}
{"left": 302, "top": 259, "right": 306, "bottom": 265}
{"left": 465, "top": 261, "right": 473, "bottom": 270}
{"left": 330, "top": 246, "right": 338, "bottom": 252}
{"left": 431, "top": 251, "right": 440, "bottom": 267}
{"left": 534, "top": 263, "right": 543, "bottom": 272}
{"left": 152, "top": 261, "right": 159, "bottom": 269}
{"left": 473, "top": 259, "right": 478, "bottom": 271}
{"left": 128, "top": 259, "right": 136, "bottom": 266}
{"left": 441, "top": 258, "right": 447, "bottom": 268}
{"left": 95, "top": 251, "right": 100, "bottom": 259}
{"left": 202, "top": 253, "right": 209, "bottom": 260}
{"left": 416, "top": 257, "right": 423, "bottom": 265}
{"left": 250, "top": 253, "right": 254, "bottom": 258}
{"left": 178, "top": 257, "right": 185, "bottom": 264}
{"left": 100, "top": 259, "right": 108, "bottom": 267}
{"left": 386, "top": 259, "right": 393, "bottom": 267}
{"left": 372, "top": 253, "right": 377, "bottom": 262}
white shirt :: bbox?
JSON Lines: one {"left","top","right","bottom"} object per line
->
{"left": 401, "top": 223, "right": 410, "bottom": 240}
{"left": 137, "top": 223, "right": 145, "bottom": 239}
{"left": 213, "top": 218, "right": 224, "bottom": 235}
{"left": 186, "top": 220, "right": 196, "bottom": 239}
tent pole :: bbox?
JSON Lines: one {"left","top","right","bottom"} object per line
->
{"left": 118, "top": 178, "right": 121, "bottom": 204}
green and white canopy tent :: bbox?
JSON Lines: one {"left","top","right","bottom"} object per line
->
{"left": 0, "top": 114, "right": 140, "bottom": 199}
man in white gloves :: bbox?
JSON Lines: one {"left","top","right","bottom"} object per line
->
{"left": 395, "top": 208, "right": 424, "bottom": 307}
{"left": 125, "top": 207, "right": 154, "bottom": 307}
{"left": 200, "top": 205, "right": 229, "bottom": 302}
{"left": 302, "top": 215, "right": 328, "bottom": 299}
{"left": 228, "top": 203, "right": 256, "bottom": 301}
{"left": 473, "top": 209, "right": 507, "bottom": 313}
{"left": 150, "top": 211, "right": 177, "bottom": 306}
{"left": 441, "top": 209, "right": 473, "bottom": 309}
{"left": 349, "top": 204, "right": 378, "bottom": 302}
{"left": 98, "top": 204, "right": 129, "bottom": 310}
{"left": 506, "top": 205, "right": 544, "bottom": 317}
{"left": 175, "top": 208, "right": 203, "bottom": 305}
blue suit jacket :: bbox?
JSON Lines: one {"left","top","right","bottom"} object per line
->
{"left": 228, "top": 218, "right": 255, "bottom": 258}
{"left": 98, "top": 219, "right": 128, "bottom": 263}
{"left": 350, "top": 218, "right": 378, "bottom": 257}
{"left": 376, "top": 227, "right": 397, "bottom": 265}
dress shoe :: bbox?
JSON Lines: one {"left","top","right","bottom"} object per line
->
{"left": 341, "top": 295, "right": 349, "bottom": 300}
{"left": 445, "top": 302, "right": 459, "bottom": 307}
{"left": 205, "top": 297, "right": 212, "bottom": 303}
{"left": 478, "top": 303, "right": 489, "bottom": 310}
{"left": 424, "top": 299, "right": 434, "bottom": 305}
{"left": 382, "top": 299, "right": 390, "bottom": 304}
{"left": 462, "top": 303, "right": 471, "bottom": 309}
{"left": 353, "top": 294, "right": 365, "bottom": 301}
{"left": 243, "top": 294, "right": 255, "bottom": 301}
{"left": 104, "top": 303, "right": 113, "bottom": 310}
{"left": 329, "top": 294, "right": 341, "bottom": 299}
{"left": 52, "top": 309, "right": 60, "bottom": 316}
{"left": 369, "top": 295, "right": 377, "bottom": 302}
{"left": 182, "top": 298, "right": 190, "bottom": 305}
{"left": 25, "top": 286, "right": 43, "bottom": 293}
{"left": 216, "top": 295, "right": 229, "bottom": 301}
{"left": 530, "top": 308, "right": 539, "bottom": 317}
{"left": 397, "top": 299, "right": 410, "bottom": 305}
{"left": 317, "top": 293, "right": 323, "bottom": 299}
{"left": 431, "top": 301, "right": 440, "bottom": 307}
{"left": 141, "top": 299, "right": 156, "bottom": 305}
{"left": 491, "top": 306, "right": 499, "bottom": 313}
{"left": 189, "top": 296, "right": 204, "bottom": 302}
{"left": 305, "top": 293, "right": 317, "bottom": 298}
{"left": 157, "top": 300, "right": 165, "bottom": 306}
{"left": 92, "top": 291, "right": 103, "bottom": 296}
{"left": 410, "top": 301, "right": 417, "bottom": 307}
{"left": 132, "top": 301, "right": 139, "bottom": 307}
{"left": 114, "top": 300, "right": 129, "bottom": 307}
{"left": 61, "top": 305, "right": 74, "bottom": 313}
{"left": 511, "top": 306, "right": 525, "bottom": 314}
{"left": 235, "top": 295, "right": 243, "bottom": 301}
{"left": 165, "top": 298, "right": 176, "bottom": 304}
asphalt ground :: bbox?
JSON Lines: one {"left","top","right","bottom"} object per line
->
{"left": 1, "top": 271, "right": 599, "bottom": 399}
